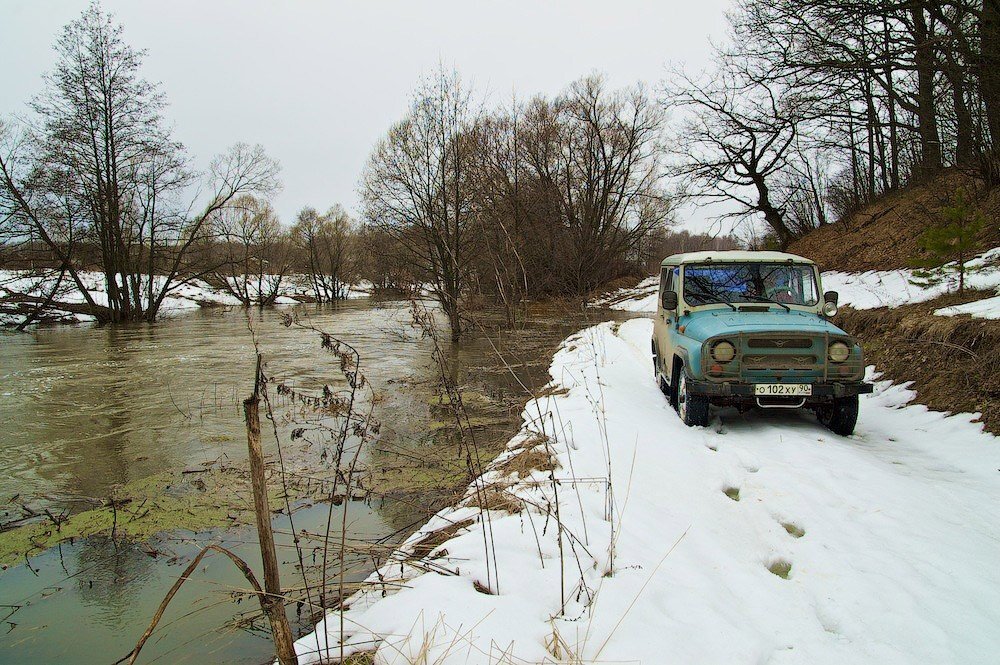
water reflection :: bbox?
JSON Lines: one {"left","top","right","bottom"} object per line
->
{"left": 74, "top": 536, "right": 156, "bottom": 627}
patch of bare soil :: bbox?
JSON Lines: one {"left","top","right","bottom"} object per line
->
{"left": 835, "top": 291, "right": 1000, "bottom": 434}
{"left": 789, "top": 170, "right": 1000, "bottom": 271}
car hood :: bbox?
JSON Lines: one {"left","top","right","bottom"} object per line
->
{"left": 680, "top": 309, "right": 848, "bottom": 341}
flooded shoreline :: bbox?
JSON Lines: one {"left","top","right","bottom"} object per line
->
{"left": 0, "top": 297, "right": 626, "bottom": 664}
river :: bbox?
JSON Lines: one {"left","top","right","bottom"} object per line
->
{"left": 0, "top": 297, "right": 618, "bottom": 664}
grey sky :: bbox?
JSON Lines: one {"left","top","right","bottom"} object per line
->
{"left": 2, "top": 0, "right": 732, "bottom": 229}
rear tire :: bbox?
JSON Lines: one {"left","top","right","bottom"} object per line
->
{"left": 676, "top": 371, "right": 710, "bottom": 427}
{"left": 817, "top": 395, "right": 859, "bottom": 436}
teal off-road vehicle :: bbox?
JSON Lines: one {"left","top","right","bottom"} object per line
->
{"left": 651, "top": 251, "right": 873, "bottom": 435}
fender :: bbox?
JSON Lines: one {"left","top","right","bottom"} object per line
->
{"left": 669, "top": 345, "right": 692, "bottom": 386}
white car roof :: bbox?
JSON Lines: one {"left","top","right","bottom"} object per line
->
{"left": 660, "top": 250, "right": 815, "bottom": 266}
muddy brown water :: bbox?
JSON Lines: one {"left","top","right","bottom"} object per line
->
{"left": 0, "top": 298, "right": 627, "bottom": 664}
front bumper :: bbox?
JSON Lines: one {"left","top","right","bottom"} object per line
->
{"left": 688, "top": 379, "right": 874, "bottom": 399}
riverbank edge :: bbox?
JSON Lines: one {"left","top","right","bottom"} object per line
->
{"left": 289, "top": 319, "right": 623, "bottom": 664}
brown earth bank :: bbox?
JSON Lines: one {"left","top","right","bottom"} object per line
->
{"left": 789, "top": 170, "right": 1000, "bottom": 272}
{"left": 834, "top": 291, "right": 1000, "bottom": 435}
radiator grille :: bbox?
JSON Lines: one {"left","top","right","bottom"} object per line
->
{"left": 743, "top": 354, "right": 817, "bottom": 369}
{"left": 746, "top": 337, "right": 813, "bottom": 349}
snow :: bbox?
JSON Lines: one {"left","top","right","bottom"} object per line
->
{"left": 824, "top": 246, "right": 1000, "bottom": 310}
{"left": 294, "top": 318, "right": 1000, "bottom": 664}
{"left": 594, "top": 275, "right": 659, "bottom": 312}
{"left": 0, "top": 270, "right": 371, "bottom": 325}
{"left": 934, "top": 295, "right": 1000, "bottom": 320}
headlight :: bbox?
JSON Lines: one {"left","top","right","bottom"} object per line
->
{"left": 828, "top": 341, "right": 850, "bottom": 363}
{"left": 711, "top": 340, "right": 736, "bottom": 363}
{"left": 822, "top": 301, "right": 838, "bottom": 317}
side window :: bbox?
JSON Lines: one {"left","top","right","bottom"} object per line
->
{"left": 659, "top": 267, "right": 675, "bottom": 311}
{"left": 659, "top": 267, "right": 674, "bottom": 307}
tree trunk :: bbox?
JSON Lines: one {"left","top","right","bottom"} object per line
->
{"left": 911, "top": 4, "right": 942, "bottom": 177}
{"left": 981, "top": 0, "right": 1000, "bottom": 152}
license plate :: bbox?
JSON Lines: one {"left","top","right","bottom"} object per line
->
{"left": 754, "top": 383, "right": 812, "bottom": 396}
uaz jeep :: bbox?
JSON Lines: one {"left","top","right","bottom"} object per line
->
{"left": 651, "top": 251, "right": 873, "bottom": 435}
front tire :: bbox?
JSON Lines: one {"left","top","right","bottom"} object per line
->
{"left": 676, "top": 371, "right": 710, "bottom": 427}
{"left": 817, "top": 395, "right": 859, "bottom": 436}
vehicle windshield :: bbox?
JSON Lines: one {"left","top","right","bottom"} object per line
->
{"left": 683, "top": 262, "right": 819, "bottom": 307}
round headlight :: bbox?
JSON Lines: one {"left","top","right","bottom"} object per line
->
{"left": 711, "top": 340, "right": 736, "bottom": 363}
{"left": 822, "top": 301, "right": 839, "bottom": 317}
{"left": 828, "top": 341, "right": 850, "bottom": 363}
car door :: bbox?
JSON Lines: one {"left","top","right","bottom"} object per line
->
{"left": 655, "top": 265, "right": 678, "bottom": 381}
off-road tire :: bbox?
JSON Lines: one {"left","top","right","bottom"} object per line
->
{"left": 817, "top": 395, "right": 859, "bottom": 436}
{"left": 676, "top": 371, "right": 710, "bottom": 427}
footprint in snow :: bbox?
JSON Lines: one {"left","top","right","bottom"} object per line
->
{"left": 768, "top": 559, "right": 793, "bottom": 579}
{"left": 781, "top": 522, "right": 805, "bottom": 538}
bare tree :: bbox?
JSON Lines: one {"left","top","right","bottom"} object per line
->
{"left": 665, "top": 68, "right": 801, "bottom": 248}
{"left": 291, "top": 205, "right": 356, "bottom": 302}
{"left": 0, "top": 4, "right": 280, "bottom": 323}
{"left": 363, "top": 68, "right": 477, "bottom": 341}
{"left": 520, "top": 76, "right": 671, "bottom": 294}
{"left": 211, "top": 195, "right": 291, "bottom": 306}
{"left": 467, "top": 104, "right": 531, "bottom": 326}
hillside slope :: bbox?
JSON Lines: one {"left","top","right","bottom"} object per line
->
{"left": 788, "top": 171, "right": 1000, "bottom": 272}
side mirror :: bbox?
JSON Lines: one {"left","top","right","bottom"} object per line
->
{"left": 822, "top": 291, "right": 839, "bottom": 317}
{"left": 661, "top": 290, "right": 678, "bottom": 311}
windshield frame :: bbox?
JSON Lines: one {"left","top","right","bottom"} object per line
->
{"left": 679, "top": 261, "right": 821, "bottom": 311}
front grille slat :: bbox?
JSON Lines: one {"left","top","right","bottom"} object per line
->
{"left": 746, "top": 337, "right": 813, "bottom": 349}
{"left": 743, "top": 355, "right": 817, "bottom": 370}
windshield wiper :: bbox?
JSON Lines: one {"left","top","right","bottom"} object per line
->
{"left": 743, "top": 296, "right": 791, "bottom": 313}
{"left": 709, "top": 294, "right": 738, "bottom": 311}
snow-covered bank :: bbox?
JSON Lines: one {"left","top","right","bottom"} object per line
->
{"left": 823, "top": 245, "right": 1000, "bottom": 311}
{"left": 0, "top": 270, "right": 370, "bottom": 326}
{"left": 934, "top": 294, "right": 1000, "bottom": 319}
{"left": 592, "top": 275, "right": 659, "bottom": 312}
{"left": 295, "top": 318, "right": 1000, "bottom": 664}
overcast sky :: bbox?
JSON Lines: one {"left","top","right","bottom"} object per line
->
{"left": 1, "top": 0, "right": 732, "bottom": 230}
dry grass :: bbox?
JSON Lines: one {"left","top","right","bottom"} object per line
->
{"left": 531, "top": 384, "right": 570, "bottom": 399}
{"left": 836, "top": 294, "right": 1000, "bottom": 434}
{"left": 465, "top": 484, "right": 523, "bottom": 514}
{"left": 339, "top": 651, "right": 376, "bottom": 665}
{"left": 782, "top": 522, "right": 806, "bottom": 539}
{"left": 789, "top": 169, "right": 1000, "bottom": 271}
{"left": 495, "top": 447, "right": 557, "bottom": 478}
{"left": 768, "top": 560, "right": 793, "bottom": 579}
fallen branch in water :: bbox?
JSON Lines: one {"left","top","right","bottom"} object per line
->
{"left": 114, "top": 544, "right": 267, "bottom": 665}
